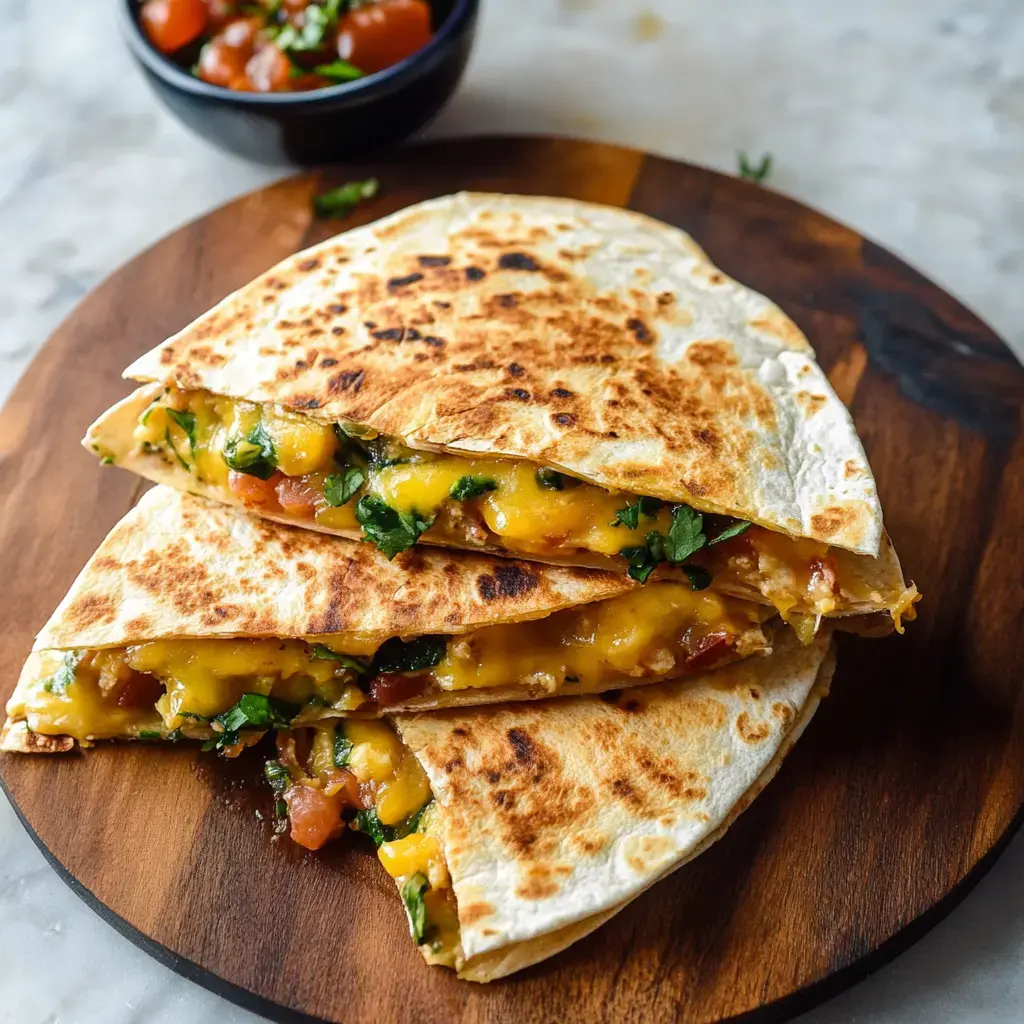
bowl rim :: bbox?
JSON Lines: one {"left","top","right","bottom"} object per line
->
{"left": 120, "top": 0, "right": 478, "bottom": 106}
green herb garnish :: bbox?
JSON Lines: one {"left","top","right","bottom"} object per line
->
{"left": 449, "top": 476, "right": 498, "bottom": 501}
{"left": 611, "top": 496, "right": 663, "bottom": 530}
{"left": 371, "top": 635, "right": 447, "bottom": 675}
{"left": 313, "top": 178, "right": 380, "bottom": 219}
{"left": 401, "top": 873, "right": 430, "bottom": 944}
{"left": 310, "top": 643, "right": 370, "bottom": 676}
{"left": 664, "top": 505, "right": 706, "bottom": 563}
{"left": 620, "top": 540, "right": 661, "bottom": 584}
{"left": 708, "top": 520, "right": 751, "bottom": 545}
{"left": 313, "top": 60, "right": 364, "bottom": 81}
{"left": 165, "top": 409, "right": 197, "bottom": 453}
{"left": 264, "top": 759, "right": 291, "bottom": 795}
{"left": 535, "top": 467, "right": 579, "bottom": 490}
{"left": 355, "top": 495, "right": 433, "bottom": 559}
{"left": 100, "top": 455, "right": 114, "bottom": 466}
{"left": 138, "top": 730, "right": 162, "bottom": 740}
{"left": 275, "top": 4, "right": 331, "bottom": 50}
{"left": 333, "top": 727, "right": 353, "bottom": 768}
{"left": 223, "top": 422, "right": 277, "bottom": 480}
{"left": 204, "top": 693, "right": 298, "bottom": 752}
{"left": 354, "top": 808, "right": 394, "bottom": 847}
{"left": 41, "top": 651, "right": 82, "bottom": 696}
{"left": 738, "top": 151, "right": 772, "bottom": 184}
{"left": 405, "top": 800, "right": 431, "bottom": 835}
{"left": 323, "top": 467, "right": 365, "bottom": 506}
{"left": 683, "top": 566, "right": 713, "bottom": 591}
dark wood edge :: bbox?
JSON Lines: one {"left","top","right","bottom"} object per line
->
{"left": 4, "top": 754, "right": 1021, "bottom": 1024}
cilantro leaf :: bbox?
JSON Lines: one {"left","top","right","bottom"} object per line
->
{"left": 207, "top": 693, "right": 298, "bottom": 752}
{"left": 223, "top": 421, "right": 277, "bottom": 480}
{"left": 355, "top": 808, "right": 395, "bottom": 847}
{"left": 611, "top": 495, "right": 663, "bottom": 530}
{"left": 275, "top": 4, "right": 330, "bottom": 51}
{"left": 333, "top": 727, "right": 353, "bottom": 768}
{"left": 165, "top": 409, "right": 197, "bottom": 453}
{"left": 41, "top": 651, "right": 82, "bottom": 696}
{"left": 708, "top": 520, "right": 751, "bottom": 545}
{"left": 401, "top": 872, "right": 430, "bottom": 944}
{"left": 313, "top": 60, "right": 364, "bottom": 81}
{"left": 264, "top": 759, "right": 291, "bottom": 796}
{"left": 355, "top": 495, "right": 433, "bottom": 559}
{"left": 371, "top": 635, "right": 447, "bottom": 674}
{"left": 664, "top": 505, "right": 706, "bottom": 564}
{"left": 738, "top": 151, "right": 773, "bottom": 184}
{"left": 323, "top": 467, "right": 365, "bottom": 506}
{"left": 449, "top": 476, "right": 498, "bottom": 501}
{"left": 313, "top": 178, "right": 380, "bottom": 219}
{"left": 310, "top": 643, "right": 370, "bottom": 676}
{"left": 620, "top": 544, "right": 658, "bottom": 584}
{"left": 534, "top": 467, "right": 579, "bottom": 490}
{"left": 682, "top": 565, "right": 713, "bottom": 591}
{"left": 138, "top": 730, "right": 162, "bottom": 740}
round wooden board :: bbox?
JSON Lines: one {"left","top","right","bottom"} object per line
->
{"left": 2, "top": 136, "right": 1023, "bottom": 1024}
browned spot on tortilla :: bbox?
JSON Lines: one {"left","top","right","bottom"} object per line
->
{"left": 571, "top": 830, "right": 608, "bottom": 856}
{"left": 417, "top": 255, "right": 451, "bottom": 267}
{"left": 387, "top": 272, "right": 424, "bottom": 291}
{"left": 810, "top": 504, "right": 856, "bottom": 539}
{"left": 550, "top": 388, "right": 573, "bottom": 399}
{"left": 61, "top": 593, "right": 117, "bottom": 631}
{"left": 297, "top": 258, "right": 321, "bottom": 272}
{"left": 124, "top": 615, "right": 154, "bottom": 636}
{"left": 498, "top": 252, "right": 541, "bottom": 272}
{"left": 464, "top": 266, "right": 486, "bottom": 281}
{"left": 844, "top": 459, "right": 866, "bottom": 479}
{"left": 626, "top": 317, "right": 652, "bottom": 343}
{"left": 687, "top": 340, "right": 739, "bottom": 368}
{"left": 736, "top": 711, "right": 772, "bottom": 744}
{"left": 495, "top": 293, "right": 518, "bottom": 309}
{"left": 459, "top": 902, "right": 495, "bottom": 925}
{"left": 552, "top": 412, "right": 576, "bottom": 427}
{"left": 321, "top": 357, "right": 338, "bottom": 367}
{"left": 328, "top": 369, "right": 365, "bottom": 394}
{"left": 515, "top": 864, "right": 568, "bottom": 900}
{"left": 507, "top": 362, "right": 525, "bottom": 377}
{"left": 504, "top": 388, "right": 530, "bottom": 402}
{"left": 19, "top": 730, "right": 74, "bottom": 753}
{"left": 772, "top": 701, "right": 795, "bottom": 725}
{"left": 796, "top": 391, "right": 827, "bottom": 417}
{"left": 476, "top": 564, "right": 539, "bottom": 602}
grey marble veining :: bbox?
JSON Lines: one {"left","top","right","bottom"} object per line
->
{"left": 1, "top": 0, "right": 1022, "bottom": 1021}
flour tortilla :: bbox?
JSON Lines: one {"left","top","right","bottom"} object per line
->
{"left": 98, "top": 192, "right": 882, "bottom": 555}
{"left": 391, "top": 627, "right": 834, "bottom": 980}
{"left": 0, "top": 486, "right": 771, "bottom": 748}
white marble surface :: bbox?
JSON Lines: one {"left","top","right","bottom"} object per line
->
{"left": 2, "top": 0, "right": 1023, "bottom": 1021}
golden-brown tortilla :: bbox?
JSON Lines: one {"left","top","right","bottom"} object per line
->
{"left": 392, "top": 627, "right": 834, "bottom": 979}
{"left": 113, "top": 193, "right": 883, "bottom": 555}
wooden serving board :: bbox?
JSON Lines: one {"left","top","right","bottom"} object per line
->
{"left": 1, "top": 137, "right": 1023, "bottom": 1024}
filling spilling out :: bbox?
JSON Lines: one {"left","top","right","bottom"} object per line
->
{"left": 105, "top": 387, "right": 915, "bottom": 629}
{"left": 12, "top": 582, "right": 768, "bottom": 746}
{"left": 269, "top": 721, "right": 459, "bottom": 962}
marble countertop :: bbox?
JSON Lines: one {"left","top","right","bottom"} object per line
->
{"left": 2, "top": 0, "right": 1022, "bottom": 1021}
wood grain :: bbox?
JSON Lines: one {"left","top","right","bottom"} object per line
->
{"left": 1, "top": 136, "right": 1023, "bottom": 1024}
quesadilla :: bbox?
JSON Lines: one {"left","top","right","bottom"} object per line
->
{"left": 85, "top": 193, "right": 918, "bottom": 636}
{"left": 1, "top": 486, "right": 773, "bottom": 753}
{"left": 268, "top": 628, "right": 835, "bottom": 980}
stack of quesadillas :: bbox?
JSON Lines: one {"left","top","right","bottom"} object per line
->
{"left": 2, "top": 193, "right": 917, "bottom": 980}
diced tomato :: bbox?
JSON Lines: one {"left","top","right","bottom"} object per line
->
{"left": 369, "top": 672, "right": 430, "bottom": 707}
{"left": 196, "top": 16, "right": 262, "bottom": 89}
{"left": 140, "top": 0, "right": 208, "bottom": 53}
{"left": 115, "top": 672, "right": 166, "bottom": 709}
{"left": 275, "top": 475, "right": 321, "bottom": 519}
{"left": 335, "top": 0, "right": 432, "bottom": 75}
{"left": 205, "top": 0, "right": 239, "bottom": 31}
{"left": 322, "top": 768, "right": 367, "bottom": 809}
{"left": 682, "top": 629, "right": 733, "bottom": 672}
{"left": 285, "top": 783, "right": 347, "bottom": 850}
{"left": 245, "top": 43, "right": 292, "bottom": 92}
{"left": 228, "top": 469, "right": 282, "bottom": 507}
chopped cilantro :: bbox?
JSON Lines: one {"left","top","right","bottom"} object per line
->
{"left": 223, "top": 422, "right": 277, "bottom": 480}
{"left": 401, "top": 872, "right": 430, "bottom": 944}
{"left": 323, "top": 467, "right": 365, "bottom": 506}
{"left": 100, "top": 455, "right": 114, "bottom": 466}
{"left": 612, "top": 496, "right": 663, "bottom": 530}
{"left": 683, "top": 566, "right": 713, "bottom": 591}
{"left": 355, "top": 495, "right": 433, "bottom": 559}
{"left": 41, "top": 651, "right": 82, "bottom": 696}
{"left": 333, "top": 727, "right": 353, "bottom": 768}
{"left": 313, "top": 60, "right": 364, "bottom": 81}
{"left": 264, "top": 759, "right": 291, "bottom": 796}
{"left": 177, "top": 710, "right": 209, "bottom": 721}
{"left": 206, "top": 693, "right": 298, "bottom": 752}
{"left": 275, "top": 799, "right": 288, "bottom": 819}
{"left": 620, "top": 542, "right": 659, "bottom": 584}
{"left": 371, "top": 635, "right": 447, "bottom": 674}
{"left": 708, "top": 520, "right": 751, "bottom": 545}
{"left": 664, "top": 505, "right": 706, "bottom": 564}
{"left": 354, "top": 808, "right": 394, "bottom": 847}
{"left": 449, "top": 476, "right": 498, "bottom": 501}
{"left": 738, "top": 151, "right": 773, "bottom": 184}
{"left": 309, "top": 643, "right": 370, "bottom": 676}
{"left": 535, "top": 467, "right": 579, "bottom": 490}
{"left": 165, "top": 409, "right": 197, "bottom": 453}
{"left": 167, "top": 728, "right": 183, "bottom": 742}
{"left": 275, "top": 4, "right": 331, "bottom": 50}
{"left": 138, "top": 730, "right": 162, "bottom": 740}
{"left": 313, "top": 178, "right": 380, "bottom": 219}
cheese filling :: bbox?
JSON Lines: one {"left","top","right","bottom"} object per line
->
{"left": 10, "top": 584, "right": 765, "bottom": 745}
{"left": 270, "top": 720, "right": 459, "bottom": 960}
{"left": 119, "top": 387, "right": 909, "bottom": 624}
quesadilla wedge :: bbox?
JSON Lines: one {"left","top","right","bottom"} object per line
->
{"left": 0, "top": 486, "right": 773, "bottom": 753}
{"left": 85, "top": 194, "right": 917, "bottom": 636}
{"left": 268, "top": 628, "right": 835, "bottom": 980}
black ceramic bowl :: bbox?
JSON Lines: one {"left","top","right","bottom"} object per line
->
{"left": 120, "top": 0, "right": 478, "bottom": 165}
